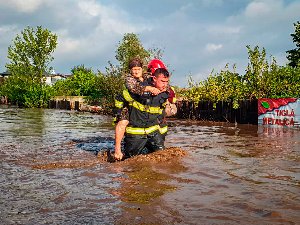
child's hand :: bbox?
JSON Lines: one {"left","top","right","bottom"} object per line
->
{"left": 149, "top": 87, "right": 161, "bottom": 96}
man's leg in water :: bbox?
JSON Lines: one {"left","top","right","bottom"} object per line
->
{"left": 114, "top": 119, "right": 129, "bottom": 160}
{"left": 145, "top": 130, "right": 164, "bottom": 154}
{"left": 124, "top": 134, "right": 148, "bottom": 158}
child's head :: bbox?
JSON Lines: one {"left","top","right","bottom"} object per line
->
{"left": 129, "top": 57, "right": 143, "bottom": 79}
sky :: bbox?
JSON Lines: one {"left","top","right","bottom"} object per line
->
{"left": 0, "top": 0, "right": 299, "bottom": 87}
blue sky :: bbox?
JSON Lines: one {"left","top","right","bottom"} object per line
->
{"left": 0, "top": 0, "right": 299, "bottom": 87}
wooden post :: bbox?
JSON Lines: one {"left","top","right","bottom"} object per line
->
{"left": 66, "top": 101, "right": 71, "bottom": 110}
{"left": 75, "top": 101, "right": 79, "bottom": 111}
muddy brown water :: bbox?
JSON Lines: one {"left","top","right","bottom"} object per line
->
{"left": 0, "top": 106, "right": 299, "bottom": 224}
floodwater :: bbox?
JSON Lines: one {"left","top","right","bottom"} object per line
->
{"left": 0, "top": 106, "right": 299, "bottom": 225}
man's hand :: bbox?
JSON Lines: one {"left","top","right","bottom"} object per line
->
{"left": 113, "top": 151, "right": 123, "bottom": 161}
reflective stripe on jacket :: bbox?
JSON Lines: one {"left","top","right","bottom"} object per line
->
{"left": 113, "top": 88, "right": 168, "bottom": 134}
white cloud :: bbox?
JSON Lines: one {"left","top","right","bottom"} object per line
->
{"left": 207, "top": 25, "right": 243, "bottom": 36}
{"left": 0, "top": 0, "right": 299, "bottom": 87}
{"left": 242, "top": 0, "right": 300, "bottom": 23}
{"left": 78, "top": 0, "right": 101, "bottom": 17}
{"left": 0, "top": 0, "right": 50, "bottom": 12}
{"left": 77, "top": 0, "right": 145, "bottom": 35}
{"left": 56, "top": 36, "right": 81, "bottom": 54}
{"left": 0, "top": 25, "right": 18, "bottom": 35}
{"left": 244, "top": 1, "right": 271, "bottom": 18}
{"left": 206, "top": 44, "right": 223, "bottom": 52}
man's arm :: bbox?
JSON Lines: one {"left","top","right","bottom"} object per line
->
{"left": 125, "top": 75, "right": 161, "bottom": 96}
{"left": 112, "top": 92, "right": 126, "bottom": 125}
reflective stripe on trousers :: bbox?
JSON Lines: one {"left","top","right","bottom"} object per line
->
{"left": 125, "top": 125, "right": 160, "bottom": 135}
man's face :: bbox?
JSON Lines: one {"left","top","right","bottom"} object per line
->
{"left": 153, "top": 74, "right": 169, "bottom": 91}
{"left": 131, "top": 67, "right": 143, "bottom": 79}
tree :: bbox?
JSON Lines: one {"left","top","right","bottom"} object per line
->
{"left": 71, "top": 64, "right": 93, "bottom": 75}
{"left": 4, "top": 25, "right": 57, "bottom": 107}
{"left": 95, "top": 61, "right": 125, "bottom": 113}
{"left": 244, "top": 45, "right": 269, "bottom": 99}
{"left": 146, "top": 45, "right": 165, "bottom": 61}
{"left": 286, "top": 21, "right": 300, "bottom": 68}
{"left": 115, "top": 33, "right": 150, "bottom": 73}
{"left": 70, "top": 65, "right": 96, "bottom": 96}
{"left": 52, "top": 65, "right": 97, "bottom": 97}
{"left": 6, "top": 25, "right": 58, "bottom": 78}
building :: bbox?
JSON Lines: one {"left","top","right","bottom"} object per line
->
{"left": 44, "top": 69, "right": 72, "bottom": 86}
{"left": 0, "top": 71, "right": 12, "bottom": 82}
{"left": 0, "top": 70, "right": 72, "bottom": 85}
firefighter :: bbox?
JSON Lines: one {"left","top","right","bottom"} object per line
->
{"left": 113, "top": 57, "right": 161, "bottom": 161}
{"left": 147, "top": 59, "right": 177, "bottom": 141}
{"left": 113, "top": 68, "right": 170, "bottom": 159}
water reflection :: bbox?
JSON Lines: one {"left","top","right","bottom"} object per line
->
{"left": 0, "top": 106, "right": 114, "bottom": 147}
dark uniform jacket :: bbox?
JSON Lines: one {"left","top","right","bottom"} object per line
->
{"left": 113, "top": 86, "right": 169, "bottom": 135}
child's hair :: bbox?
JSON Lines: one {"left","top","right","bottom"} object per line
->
{"left": 129, "top": 57, "right": 143, "bottom": 70}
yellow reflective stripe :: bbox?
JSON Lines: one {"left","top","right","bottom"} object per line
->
{"left": 170, "top": 86, "right": 176, "bottom": 103}
{"left": 123, "top": 89, "right": 134, "bottom": 102}
{"left": 112, "top": 117, "right": 117, "bottom": 126}
{"left": 115, "top": 99, "right": 124, "bottom": 108}
{"left": 160, "top": 126, "right": 168, "bottom": 134}
{"left": 126, "top": 125, "right": 160, "bottom": 135}
{"left": 131, "top": 101, "right": 163, "bottom": 114}
{"left": 123, "top": 89, "right": 163, "bottom": 114}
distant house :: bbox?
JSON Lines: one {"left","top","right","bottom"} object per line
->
{"left": 0, "top": 70, "right": 72, "bottom": 85}
{"left": 0, "top": 71, "right": 12, "bottom": 82}
{"left": 44, "top": 69, "right": 72, "bottom": 86}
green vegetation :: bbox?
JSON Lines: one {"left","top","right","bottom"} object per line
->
{"left": 286, "top": 21, "right": 300, "bottom": 68}
{"left": 1, "top": 26, "right": 57, "bottom": 107}
{"left": 53, "top": 65, "right": 96, "bottom": 97}
{"left": 115, "top": 33, "right": 150, "bottom": 74}
{"left": 115, "top": 33, "right": 164, "bottom": 74}
{"left": 183, "top": 44, "right": 300, "bottom": 108}
{"left": 1, "top": 22, "right": 300, "bottom": 111}
{"left": 0, "top": 31, "right": 163, "bottom": 111}
{"left": 50, "top": 33, "right": 164, "bottom": 113}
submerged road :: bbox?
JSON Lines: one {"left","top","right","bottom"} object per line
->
{"left": 0, "top": 106, "right": 299, "bottom": 224}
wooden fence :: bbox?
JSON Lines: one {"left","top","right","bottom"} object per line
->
{"left": 47, "top": 98, "right": 258, "bottom": 125}
{"left": 48, "top": 96, "right": 85, "bottom": 111}
{"left": 48, "top": 99, "right": 77, "bottom": 110}
{"left": 176, "top": 100, "right": 258, "bottom": 125}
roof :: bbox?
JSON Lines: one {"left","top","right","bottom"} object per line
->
{"left": 0, "top": 71, "right": 12, "bottom": 77}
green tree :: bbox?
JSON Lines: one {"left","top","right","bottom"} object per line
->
{"left": 244, "top": 45, "right": 269, "bottom": 99}
{"left": 146, "top": 45, "right": 165, "bottom": 61}
{"left": 71, "top": 65, "right": 96, "bottom": 96}
{"left": 184, "top": 64, "right": 245, "bottom": 108}
{"left": 71, "top": 64, "right": 93, "bottom": 75}
{"left": 52, "top": 65, "right": 97, "bottom": 97}
{"left": 4, "top": 25, "right": 57, "bottom": 107}
{"left": 115, "top": 33, "right": 150, "bottom": 73}
{"left": 286, "top": 21, "right": 300, "bottom": 68}
{"left": 96, "top": 62, "right": 125, "bottom": 113}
